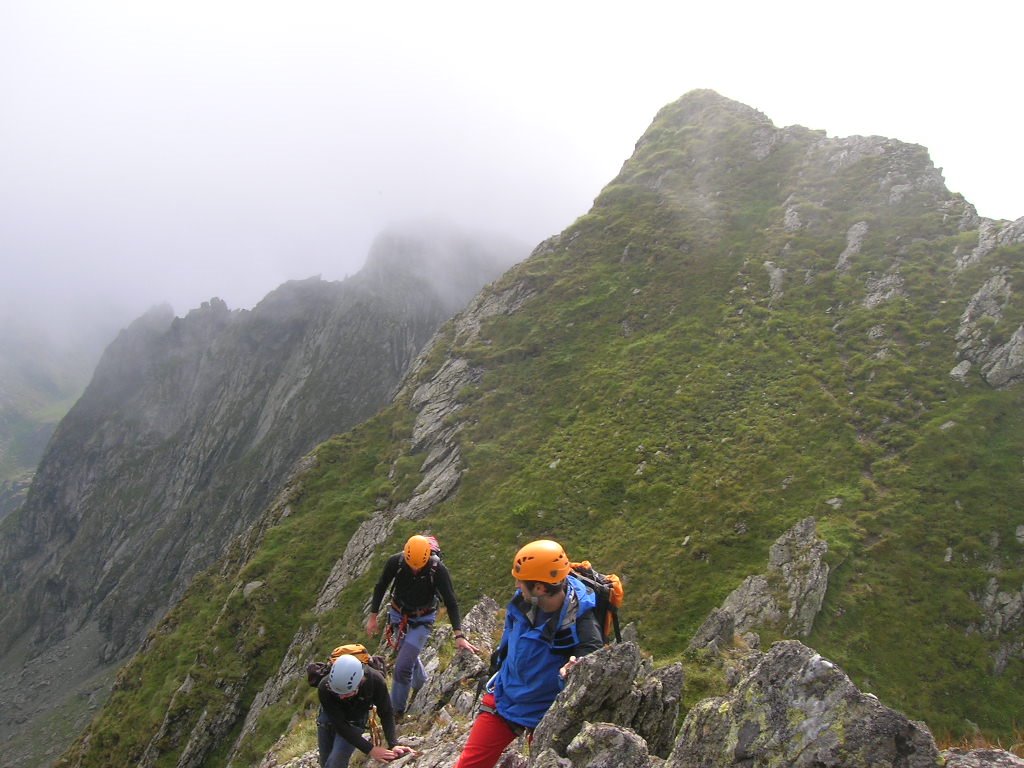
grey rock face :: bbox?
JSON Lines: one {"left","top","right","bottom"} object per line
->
{"left": 956, "top": 220, "right": 1000, "bottom": 273}
{"left": 976, "top": 577, "right": 1024, "bottom": 674}
{"left": 0, "top": 278, "right": 439, "bottom": 661}
{"left": 690, "top": 517, "right": 828, "bottom": 650}
{"left": 717, "top": 575, "right": 781, "bottom": 636}
{"left": 769, "top": 517, "right": 830, "bottom": 635}
{"left": 955, "top": 216, "right": 1024, "bottom": 274}
{"left": 668, "top": 641, "right": 942, "bottom": 768}
{"left": 783, "top": 206, "right": 802, "bottom": 232}
{"left": 836, "top": 221, "right": 869, "bottom": 272}
{"left": 534, "top": 722, "right": 658, "bottom": 768}
{"left": 406, "top": 597, "right": 501, "bottom": 718}
{"left": 950, "top": 359, "right": 973, "bottom": 382}
{"left": 981, "top": 325, "right": 1024, "bottom": 388}
{"left": 532, "top": 642, "right": 683, "bottom": 759}
{"left": 763, "top": 261, "right": 785, "bottom": 303}
{"left": 997, "top": 217, "right": 1024, "bottom": 246}
{"left": 956, "top": 271, "right": 1024, "bottom": 388}
{"left": 959, "top": 273, "right": 1012, "bottom": 339}
{"left": 863, "top": 270, "right": 907, "bottom": 308}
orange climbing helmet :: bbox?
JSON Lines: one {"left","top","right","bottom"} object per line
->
{"left": 511, "top": 539, "right": 571, "bottom": 583}
{"left": 404, "top": 534, "right": 433, "bottom": 570}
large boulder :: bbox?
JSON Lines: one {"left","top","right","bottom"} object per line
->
{"left": 531, "top": 641, "right": 683, "bottom": 759}
{"left": 690, "top": 518, "right": 828, "bottom": 653}
{"left": 532, "top": 722, "right": 659, "bottom": 768}
{"left": 667, "top": 640, "right": 942, "bottom": 768}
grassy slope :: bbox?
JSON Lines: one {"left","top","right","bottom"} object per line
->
{"left": 61, "top": 92, "right": 1024, "bottom": 766}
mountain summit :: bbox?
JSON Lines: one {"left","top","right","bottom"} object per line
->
{"left": 19, "top": 89, "right": 1024, "bottom": 766}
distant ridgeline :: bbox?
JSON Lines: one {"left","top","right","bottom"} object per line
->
{"left": 0, "top": 224, "right": 523, "bottom": 768}
{"left": 33, "top": 89, "right": 1024, "bottom": 767}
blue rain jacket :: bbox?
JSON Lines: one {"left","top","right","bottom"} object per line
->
{"left": 493, "top": 574, "right": 598, "bottom": 728}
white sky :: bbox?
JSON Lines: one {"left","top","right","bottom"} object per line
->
{"left": 1, "top": 0, "right": 1021, "bottom": 334}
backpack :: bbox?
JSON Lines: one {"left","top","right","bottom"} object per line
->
{"left": 306, "top": 643, "right": 388, "bottom": 687}
{"left": 424, "top": 535, "right": 442, "bottom": 558}
{"left": 570, "top": 561, "right": 624, "bottom": 643}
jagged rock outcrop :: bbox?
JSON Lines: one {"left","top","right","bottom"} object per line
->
{"left": 668, "top": 641, "right": 942, "bottom": 768}
{"left": 0, "top": 226, "right": 522, "bottom": 768}
{"left": 974, "top": 577, "right": 1024, "bottom": 675}
{"left": 0, "top": 473, "right": 32, "bottom": 525}
{"left": 531, "top": 641, "right": 683, "bottom": 759}
{"left": 954, "top": 217, "right": 1024, "bottom": 274}
{"left": 763, "top": 261, "right": 785, "bottom": 304}
{"left": 533, "top": 723, "right": 656, "bottom": 768}
{"left": 863, "top": 269, "right": 908, "bottom": 309}
{"left": 405, "top": 598, "right": 500, "bottom": 718}
{"left": 954, "top": 269, "right": 1024, "bottom": 387}
{"left": 690, "top": 517, "right": 828, "bottom": 652}
{"left": 835, "top": 220, "right": 869, "bottom": 272}
{"left": 951, "top": 216, "right": 1024, "bottom": 388}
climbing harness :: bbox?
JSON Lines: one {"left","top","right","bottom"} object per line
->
{"left": 384, "top": 613, "right": 410, "bottom": 652}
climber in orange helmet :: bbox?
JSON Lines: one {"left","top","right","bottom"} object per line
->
{"left": 454, "top": 539, "right": 602, "bottom": 768}
{"left": 367, "top": 534, "right": 478, "bottom": 718}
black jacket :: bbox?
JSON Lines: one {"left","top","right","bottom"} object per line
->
{"left": 317, "top": 667, "right": 396, "bottom": 752}
{"left": 370, "top": 552, "right": 462, "bottom": 630}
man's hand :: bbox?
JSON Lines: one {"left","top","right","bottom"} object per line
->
{"left": 559, "top": 655, "right": 579, "bottom": 679}
{"left": 392, "top": 745, "right": 416, "bottom": 757}
{"left": 368, "top": 744, "right": 397, "bottom": 762}
{"left": 366, "top": 613, "right": 379, "bottom": 636}
{"left": 455, "top": 634, "right": 479, "bottom": 654}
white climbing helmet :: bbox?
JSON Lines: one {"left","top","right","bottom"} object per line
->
{"left": 328, "top": 654, "right": 364, "bottom": 696}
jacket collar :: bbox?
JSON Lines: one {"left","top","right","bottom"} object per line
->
{"left": 513, "top": 576, "right": 582, "bottom": 640}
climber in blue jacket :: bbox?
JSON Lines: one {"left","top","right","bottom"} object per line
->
{"left": 454, "top": 539, "right": 603, "bottom": 768}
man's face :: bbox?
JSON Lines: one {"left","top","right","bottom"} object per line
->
{"left": 515, "top": 579, "right": 542, "bottom": 598}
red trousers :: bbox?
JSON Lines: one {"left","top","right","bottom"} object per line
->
{"left": 453, "top": 694, "right": 522, "bottom": 768}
